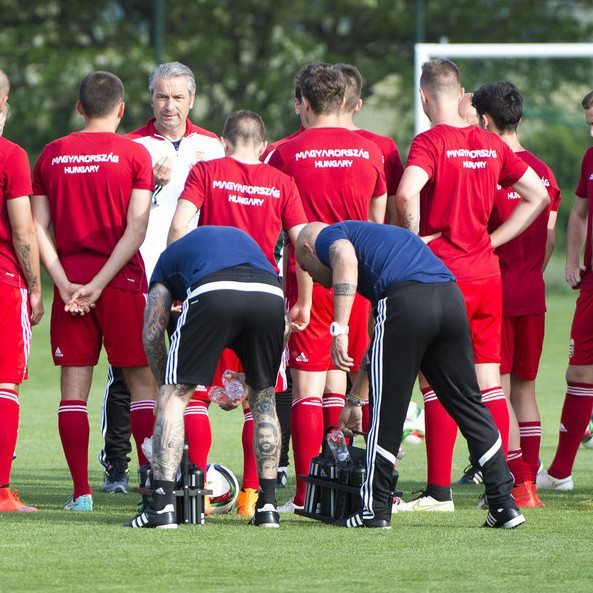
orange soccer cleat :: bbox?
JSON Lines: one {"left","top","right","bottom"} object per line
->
{"left": 525, "top": 481, "right": 545, "bottom": 507}
{"left": 237, "top": 487, "right": 259, "bottom": 518}
{"left": 512, "top": 481, "right": 538, "bottom": 508}
{"left": 0, "top": 488, "right": 37, "bottom": 512}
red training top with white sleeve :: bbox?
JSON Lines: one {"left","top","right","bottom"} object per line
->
{"left": 407, "top": 124, "right": 528, "bottom": 282}
{"left": 0, "top": 137, "right": 33, "bottom": 288}
{"left": 32, "top": 132, "right": 154, "bottom": 292}
{"left": 179, "top": 156, "right": 307, "bottom": 272}
{"left": 489, "top": 150, "right": 561, "bottom": 316}
{"left": 268, "top": 127, "right": 386, "bottom": 294}
{"left": 575, "top": 146, "right": 593, "bottom": 291}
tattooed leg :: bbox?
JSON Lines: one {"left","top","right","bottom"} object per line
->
{"left": 151, "top": 383, "right": 194, "bottom": 481}
{"left": 249, "top": 386, "right": 281, "bottom": 481}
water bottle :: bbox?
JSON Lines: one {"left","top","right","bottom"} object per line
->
{"left": 326, "top": 429, "right": 351, "bottom": 463}
{"left": 222, "top": 371, "right": 244, "bottom": 401}
{"left": 208, "top": 385, "right": 229, "bottom": 405}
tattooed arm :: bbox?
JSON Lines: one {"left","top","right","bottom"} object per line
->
{"left": 142, "top": 282, "right": 173, "bottom": 386}
{"left": 8, "top": 196, "right": 44, "bottom": 325}
{"left": 248, "top": 385, "right": 280, "bottom": 480}
{"left": 394, "top": 165, "right": 430, "bottom": 234}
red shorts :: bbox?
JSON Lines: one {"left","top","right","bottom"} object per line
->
{"left": 50, "top": 286, "right": 147, "bottom": 367}
{"left": 500, "top": 314, "right": 545, "bottom": 381}
{"left": 569, "top": 288, "right": 593, "bottom": 366}
{"left": 287, "top": 285, "right": 371, "bottom": 372}
{"left": 457, "top": 276, "right": 502, "bottom": 364}
{"left": 0, "top": 283, "right": 31, "bottom": 384}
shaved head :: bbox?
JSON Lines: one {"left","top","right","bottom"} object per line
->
{"left": 0, "top": 69, "right": 10, "bottom": 101}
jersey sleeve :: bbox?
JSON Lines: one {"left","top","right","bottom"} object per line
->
{"left": 498, "top": 142, "right": 529, "bottom": 188}
{"left": 405, "top": 133, "right": 436, "bottom": 179}
{"left": 369, "top": 145, "right": 387, "bottom": 198}
{"left": 132, "top": 144, "right": 156, "bottom": 191}
{"left": 315, "top": 225, "right": 349, "bottom": 267}
{"left": 280, "top": 177, "right": 308, "bottom": 231}
{"left": 575, "top": 148, "right": 593, "bottom": 198}
{"left": 385, "top": 140, "right": 404, "bottom": 196}
{"left": 179, "top": 162, "right": 207, "bottom": 210}
{"left": 4, "top": 145, "right": 32, "bottom": 199}
{"left": 545, "top": 165, "right": 562, "bottom": 212}
{"left": 149, "top": 253, "right": 170, "bottom": 291}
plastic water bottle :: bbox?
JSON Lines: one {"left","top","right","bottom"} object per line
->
{"left": 208, "top": 386, "right": 230, "bottom": 405}
{"left": 326, "top": 429, "right": 351, "bottom": 463}
{"left": 222, "top": 371, "right": 244, "bottom": 401}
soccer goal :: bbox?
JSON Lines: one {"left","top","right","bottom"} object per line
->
{"left": 414, "top": 43, "right": 593, "bottom": 134}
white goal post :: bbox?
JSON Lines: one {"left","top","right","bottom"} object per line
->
{"left": 414, "top": 43, "right": 593, "bottom": 134}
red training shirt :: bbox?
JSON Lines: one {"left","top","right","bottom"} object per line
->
{"left": 32, "top": 132, "right": 154, "bottom": 292}
{"left": 407, "top": 124, "right": 528, "bottom": 282}
{"left": 180, "top": 156, "right": 307, "bottom": 272}
{"left": 575, "top": 146, "right": 593, "bottom": 291}
{"left": 489, "top": 150, "right": 561, "bottom": 316}
{"left": 261, "top": 126, "right": 305, "bottom": 163}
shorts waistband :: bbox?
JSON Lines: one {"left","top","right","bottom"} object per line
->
{"left": 188, "top": 280, "right": 284, "bottom": 300}
{"left": 384, "top": 280, "right": 455, "bottom": 298}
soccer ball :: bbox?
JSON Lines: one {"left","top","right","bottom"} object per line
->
{"left": 206, "top": 464, "right": 239, "bottom": 514}
{"left": 582, "top": 418, "right": 593, "bottom": 450}
{"left": 402, "top": 401, "right": 425, "bottom": 445}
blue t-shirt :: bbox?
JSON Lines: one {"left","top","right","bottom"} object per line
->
{"left": 151, "top": 226, "right": 277, "bottom": 301}
{"left": 315, "top": 221, "right": 455, "bottom": 304}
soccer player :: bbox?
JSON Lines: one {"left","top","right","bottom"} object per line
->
{"left": 267, "top": 62, "right": 387, "bottom": 512}
{"left": 395, "top": 59, "right": 549, "bottom": 511}
{"left": 296, "top": 221, "right": 524, "bottom": 529}
{"left": 127, "top": 226, "right": 286, "bottom": 529}
{"left": 0, "top": 69, "right": 43, "bottom": 513}
{"left": 538, "top": 90, "right": 593, "bottom": 491}
{"left": 168, "top": 109, "right": 307, "bottom": 516}
{"left": 31, "top": 71, "right": 156, "bottom": 511}
{"left": 99, "top": 62, "right": 224, "bottom": 493}
{"left": 470, "top": 81, "right": 561, "bottom": 506}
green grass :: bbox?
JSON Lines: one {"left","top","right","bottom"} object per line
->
{"left": 2, "top": 288, "right": 593, "bottom": 593}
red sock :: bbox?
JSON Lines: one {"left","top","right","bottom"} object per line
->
{"left": 0, "top": 389, "right": 19, "bottom": 485}
{"left": 58, "top": 400, "right": 91, "bottom": 498}
{"left": 548, "top": 382, "right": 593, "bottom": 479}
{"left": 422, "top": 388, "right": 457, "bottom": 487}
{"left": 241, "top": 408, "right": 259, "bottom": 490}
{"left": 481, "top": 386, "right": 509, "bottom": 455}
{"left": 130, "top": 400, "right": 155, "bottom": 466}
{"left": 291, "top": 397, "right": 323, "bottom": 506}
{"left": 519, "top": 421, "right": 541, "bottom": 482}
{"left": 361, "top": 402, "right": 370, "bottom": 436}
{"left": 184, "top": 399, "right": 211, "bottom": 473}
{"left": 322, "top": 392, "right": 345, "bottom": 431}
{"left": 506, "top": 448, "right": 525, "bottom": 485}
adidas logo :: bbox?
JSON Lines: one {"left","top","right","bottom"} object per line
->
{"left": 54, "top": 347, "right": 63, "bottom": 358}
{"left": 295, "top": 352, "right": 309, "bottom": 363}
{"left": 559, "top": 422, "right": 567, "bottom": 433}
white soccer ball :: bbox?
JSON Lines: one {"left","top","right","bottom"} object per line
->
{"left": 402, "top": 401, "right": 425, "bottom": 445}
{"left": 206, "top": 464, "right": 239, "bottom": 514}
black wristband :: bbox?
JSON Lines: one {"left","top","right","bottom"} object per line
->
{"left": 345, "top": 393, "right": 365, "bottom": 407}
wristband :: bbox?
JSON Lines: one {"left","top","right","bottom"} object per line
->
{"left": 345, "top": 393, "right": 366, "bottom": 407}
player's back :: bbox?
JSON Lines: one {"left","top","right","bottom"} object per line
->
{"left": 269, "top": 127, "right": 385, "bottom": 224}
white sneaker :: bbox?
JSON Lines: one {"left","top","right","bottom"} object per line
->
{"left": 536, "top": 470, "right": 574, "bottom": 491}
{"left": 397, "top": 494, "right": 455, "bottom": 512}
{"left": 277, "top": 499, "right": 304, "bottom": 513}
{"left": 391, "top": 496, "right": 406, "bottom": 513}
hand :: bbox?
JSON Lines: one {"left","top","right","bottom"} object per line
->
{"left": 420, "top": 232, "right": 441, "bottom": 244}
{"left": 338, "top": 402, "right": 363, "bottom": 438}
{"left": 28, "top": 291, "right": 44, "bottom": 326}
{"left": 171, "top": 301, "right": 183, "bottom": 314}
{"left": 218, "top": 397, "right": 245, "bottom": 412}
{"left": 65, "top": 282, "right": 103, "bottom": 315}
{"left": 153, "top": 156, "right": 173, "bottom": 187}
{"left": 331, "top": 334, "right": 354, "bottom": 371}
{"left": 289, "top": 301, "right": 310, "bottom": 332}
{"left": 58, "top": 282, "right": 83, "bottom": 307}
{"left": 565, "top": 264, "right": 586, "bottom": 288}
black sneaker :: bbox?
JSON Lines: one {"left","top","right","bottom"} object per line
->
{"left": 453, "top": 464, "right": 483, "bottom": 486}
{"left": 249, "top": 502, "right": 280, "bottom": 528}
{"left": 101, "top": 460, "right": 129, "bottom": 494}
{"left": 275, "top": 467, "right": 287, "bottom": 489}
{"left": 338, "top": 513, "right": 391, "bottom": 529}
{"left": 483, "top": 505, "right": 525, "bottom": 529}
{"left": 126, "top": 504, "right": 177, "bottom": 529}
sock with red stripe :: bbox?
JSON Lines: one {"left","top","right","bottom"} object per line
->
{"left": 58, "top": 400, "right": 91, "bottom": 498}
{"left": 322, "top": 392, "right": 345, "bottom": 431}
{"left": 0, "top": 389, "right": 19, "bottom": 485}
{"left": 184, "top": 399, "right": 211, "bottom": 472}
{"left": 241, "top": 407, "right": 259, "bottom": 490}
{"left": 481, "top": 386, "right": 509, "bottom": 456}
{"left": 548, "top": 382, "right": 593, "bottom": 479}
{"left": 519, "top": 421, "right": 541, "bottom": 482}
{"left": 506, "top": 448, "right": 525, "bottom": 485}
{"left": 291, "top": 397, "right": 323, "bottom": 506}
{"left": 130, "top": 400, "right": 155, "bottom": 466}
{"left": 422, "top": 387, "right": 457, "bottom": 487}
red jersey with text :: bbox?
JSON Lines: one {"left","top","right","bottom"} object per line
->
{"left": 32, "top": 132, "right": 154, "bottom": 292}
{"left": 575, "top": 146, "right": 593, "bottom": 291}
{"left": 268, "top": 127, "right": 386, "bottom": 294}
{"left": 407, "top": 124, "right": 528, "bottom": 282}
{"left": 489, "top": 150, "right": 561, "bottom": 316}
{"left": 355, "top": 130, "right": 404, "bottom": 196}
{"left": 180, "top": 156, "right": 307, "bottom": 271}
{"left": 0, "top": 138, "right": 33, "bottom": 288}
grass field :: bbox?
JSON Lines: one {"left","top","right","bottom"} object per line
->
{"left": 2, "top": 286, "right": 593, "bottom": 593}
